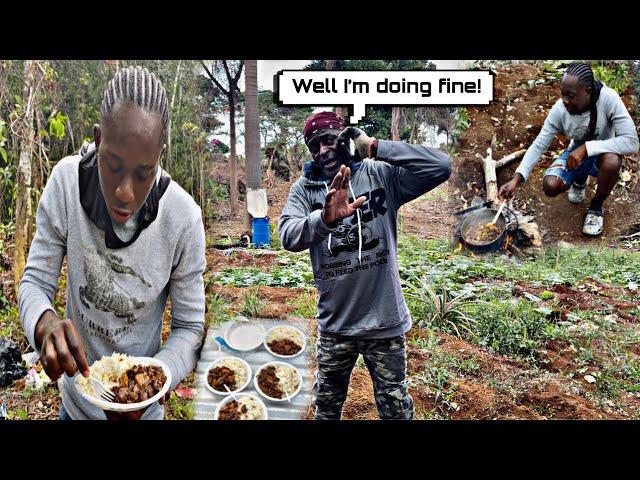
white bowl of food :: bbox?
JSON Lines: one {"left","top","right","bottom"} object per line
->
{"left": 263, "top": 325, "right": 307, "bottom": 359}
{"left": 75, "top": 353, "right": 172, "bottom": 412}
{"left": 254, "top": 361, "right": 302, "bottom": 403}
{"left": 223, "top": 320, "right": 265, "bottom": 352}
{"left": 214, "top": 393, "right": 268, "bottom": 420}
{"left": 204, "top": 356, "right": 252, "bottom": 396}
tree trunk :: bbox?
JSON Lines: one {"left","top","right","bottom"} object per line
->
{"left": 324, "top": 60, "right": 346, "bottom": 120}
{"left": 229, "top": 92, "right": 238, "bottom": 215}
{"left": 168, "top": 60, "right": 182, "bottom": 173}
{"left": 391, "top": 107, "right": 401, "bottom": 141}
{"left": 14, "top": 60, "right": 37, "bottom": 298}
{"left": 244, "top": 60, "right": 261, "bottom": 232}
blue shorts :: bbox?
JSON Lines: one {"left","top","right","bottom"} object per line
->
{"left": 544, "top": 146, "right": 600, "bottom": 187}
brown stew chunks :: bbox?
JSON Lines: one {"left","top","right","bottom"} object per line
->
{"left": 111, "top": 365, "right": 167, "bottom": 404}
{"left": 268, "top": 338, "right": 301, "bottom": 356}
{"left": 208, "top": 366, "right": 237, "bottom": 392}
{"left": 218, "top": 400, "right": 247, "bottom": 420}
{"left": 257, "top": 365, "right": 284, "bottom": 399}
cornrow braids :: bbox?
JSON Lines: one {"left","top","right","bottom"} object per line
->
{"left": 100, "top": 66, "right": 169, "bottom": 142}
{"left": 564, "top": 62, "right": 603, "bottom": 141}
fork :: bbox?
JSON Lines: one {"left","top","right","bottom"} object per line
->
{"left": 89, "top": 376, "right": 116, "bottom": 402}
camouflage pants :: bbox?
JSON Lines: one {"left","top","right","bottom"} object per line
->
{"left": 313, "top": 334, "right": 414, "bottom": 420}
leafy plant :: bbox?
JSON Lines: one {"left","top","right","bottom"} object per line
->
{"left": 593, "top": 62, "right": 630, "bottom": 94}
{"left": 404, "top": 276, "right": 478, "bottom": 338}
{"left": 241, "top": 287, "right": 264, "bottom": 318}
{"left": 206, "top": 292, "right": 232, "bottom": 326}
{"left": 288, "top": 290, "right": 317, "bottom": 318}
{"left": 165, "top": 391, "right": 194, "bottom": 420}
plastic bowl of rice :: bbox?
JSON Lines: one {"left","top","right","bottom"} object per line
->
{"left": 263, "top": 325, "right": 306, "bottom": 359}
{"left": 254, "top": 361, "right": 302, "bottom": 403}
{"left": 74, "top": 353, "right": 171, "bottom": 412}
{"left": 214, "top": 393, "right": 268, "bottom": 420}
{"left": 204, "top": 356, "right": 252, "bottom": 396}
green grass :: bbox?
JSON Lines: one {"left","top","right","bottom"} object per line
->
{"left": 287, "top": 289, "right": 317, "bottom": 318}
{"left": 0, "top": 306, "right": 22, "bottom": 342}
{"left": 465, "top": 297, "right": 559, "bottom": 361}
{"left": 206, "top": 292, "right": 233, "bottom": 327}
{"left": 398, "top": 237, "right": 640, "bottom": 290}
{"left": 241, "top": 287, "right": 264, "bottom": 318}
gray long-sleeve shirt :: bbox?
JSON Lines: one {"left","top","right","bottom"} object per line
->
{"left": 515, "top": 84, "right": 639, "bottom": 181}
{"left": 19, "top": 155, "right": 206, "bottom": 420}
{"left": 278, "top": 140, "right": 451, "bottom": 339}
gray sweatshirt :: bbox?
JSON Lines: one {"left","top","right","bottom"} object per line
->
{"left": 278, "top": 140, "right": 451, "bottom": 339}
{"left": 515, "top": 84, "right": 639, "bottom": 181}
{"left": 19, "top": 155, "right": 206, "bottom": 420}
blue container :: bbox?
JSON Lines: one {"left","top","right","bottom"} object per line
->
{"left": 252, "top": 217, "right": 270, "bottom": 248}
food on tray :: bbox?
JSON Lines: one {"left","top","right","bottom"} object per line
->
{"left": 218, "top": 395, "right": 266, "bottom": 420}
{"left": 207, "top": 358, "right": 248, "bottom": 392}
{"left": 256, "top": 364, "right": 300, "bottom": 399}
{"left": 266, "top": 326, "right": 303, "bottom": 356}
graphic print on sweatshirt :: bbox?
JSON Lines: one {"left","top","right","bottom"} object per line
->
{"left": 78, "top": 246, "right": 150, "bottom": 342}
{"left": 569, "top": 125, "right": 600, "bottom": 144}
{"left": 313, "top": 186, "right": 391, "bottom": 280}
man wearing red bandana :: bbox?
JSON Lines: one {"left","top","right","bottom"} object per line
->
{"left": 279, "top": 111, "right": 452, "bottom": 419}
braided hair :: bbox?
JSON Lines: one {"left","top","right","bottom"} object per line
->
{"left": 564, "top": 62, "right": 603, "bottom": 141}
{"left": 100, "top": 66, "right": 169, "bottom": 143}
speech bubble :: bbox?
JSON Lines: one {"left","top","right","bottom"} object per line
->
{"left": 275, "top": 70, "right": 494, "bottom": 124}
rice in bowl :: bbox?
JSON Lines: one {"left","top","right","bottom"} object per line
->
{"left": 217, "top": 394, "right": 267, "bottom": 420}
{"left": 265, "top": 326, "right": 304, "bottom": 357}
{"left": 207, "top": 357, "right": 250, "bottom": 393}
{"left": 256, "top": 362, "right": 301, "bottom": 400}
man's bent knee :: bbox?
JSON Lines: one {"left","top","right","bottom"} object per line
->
{"left": 543, "top": 176, "right": 566, "bottom": 197}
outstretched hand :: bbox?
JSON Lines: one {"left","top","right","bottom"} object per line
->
{"left": 322, "top": 165, "right": 367, "bottom": 225}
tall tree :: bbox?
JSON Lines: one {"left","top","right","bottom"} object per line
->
{"left": 201, "top": 60, "right": 244, "bottom": 215}
{"left": 14, "top": 60, "right": 39, "bottom": 297}
{"left": 244, "top": 60, "right": 260, "bottom": 231}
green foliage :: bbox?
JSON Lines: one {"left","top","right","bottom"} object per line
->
{"left": 165, "top": 391, "right": 194, "bottom": 420}
{"left": 592, "top": 61, "right": 631, "bottom": 94}
{"left": 241, "top": 287, "right": 264, "bottom": 318}
{"left": 214, "top": 252, "right": 313, "bottom": 288}
{"left": 404, "top": 276, "right": 478, "bottom": 338}
{"left": 0, "top": 119, "right": 8, "bottom": 163}
{"left": 268, "top": 222, "right": 281, "bottom": 250}
{"left": 465, "top": 297, "right": 556, "bottom": 359}
{"left": 48, "top": 111, "right": 68, "bottom": 140}
{"left": 206, "top": 292, "right": 232, "bottom": 327}
{"left": 287, "top": 290, "right": 317, "bottom": 318}
{"left": 206, "top": 179, "right": 228, "bottom": 203}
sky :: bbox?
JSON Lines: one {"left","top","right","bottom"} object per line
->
{"left": 213, "top": 60, "right": 473, "bottom": 154}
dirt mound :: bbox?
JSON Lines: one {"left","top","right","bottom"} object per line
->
{"left": 208, "top": 285, "right": 303, "bottom": 318}
{"left": 514, "top": 281, "right": 639, "bottom": 321}
{"left": 521, "top": 380, "right": 616, "bottom": 419}
{"left": 205, "top": 248, "right": 279, "bottom": 273}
